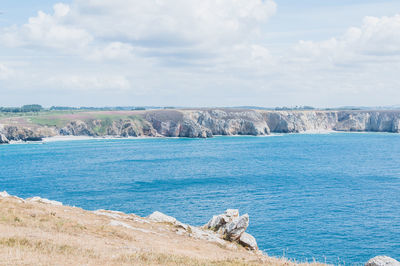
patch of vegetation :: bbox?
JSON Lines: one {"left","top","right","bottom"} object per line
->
{"left": 0, "top": 110, "right": 85, "bottom": 121}
{"left": 0, "top": 237, "right": 31, "bottom": 248}
{"left": 0, "top": 237, "right": 93, "bottom": 257}
{"left": 118, "top": 252, "right": 260, "bottom": 266}
{"left": 28, "top": 116, "right": 72, "bottom": 128}
{"left": 50, "top": 106, "right": 147, "bottom": 111}
{"left": 92, "top": 118, "right": 113, "bottom": 135}
{"left": 89, "top": 114, "right": 148, "bottom": 135}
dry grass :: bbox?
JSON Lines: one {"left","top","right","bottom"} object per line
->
{"left": 0, "top": 197, "right": 326, "bottom": 266}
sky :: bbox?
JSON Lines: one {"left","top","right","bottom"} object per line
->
{"left": 1, "top": 0, "right": 400, "bottom": 108}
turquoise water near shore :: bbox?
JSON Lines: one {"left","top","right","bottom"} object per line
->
{"left": 0, "top": 133, "right": 399, "bottom": 264}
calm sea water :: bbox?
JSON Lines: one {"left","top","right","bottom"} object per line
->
{"left": 0, "top": 133, "right": 399, "bottom": 264}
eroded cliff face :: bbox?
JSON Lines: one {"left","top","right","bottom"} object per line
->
{"left": 191, "top": 109, "right": 270, "bottom": 136}
{"left": 334, "top": 111, "right": 400, "bottom": 132}
{"left": 0, "top": 124, "right": 57, "bottom": 142}
{"left": 0, "top": 109, "right": 399, "bottom": 142}
{"left": 60, "top": 119, "right": 157, "bottom": 137}
{"left": 263, "top": 111, "right": 338, "bottom": 133}
{"left": 263, "top": 110, "right": 400, "bottom": 133}
{"left": 144, "top": 109, "right": 269, "bottom": 137}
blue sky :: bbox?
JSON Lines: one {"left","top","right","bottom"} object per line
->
{"left": 267, "top": 1, "right": 400, "bottom": 39}
{"left": 1, "top": 0, "right": 400, "bottom": 107}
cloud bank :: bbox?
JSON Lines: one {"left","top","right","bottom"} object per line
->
{"left": 0, "top": 1, "right": 399, "bottom": 107}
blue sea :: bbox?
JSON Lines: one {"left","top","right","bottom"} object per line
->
{"left": 0, "top": 133, "right": 399, "bottom": 264}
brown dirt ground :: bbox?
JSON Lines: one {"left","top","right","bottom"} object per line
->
{"left": 0, "top": 196, "right": 326, "bottom": 266}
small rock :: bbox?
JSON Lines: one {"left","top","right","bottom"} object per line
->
{"left": 0, "top": 133, "right": 9, "bottom": 144}
{"left": 27, "top": 197, "right": 63, "bottom": 206}
{"left": 148, "top": 211, "right": 191, "bottom": 232}
{"left": 175, "top": 221, "right": 190, "bottom": 231}
{"left": 205, "top": 209, "right": 239, "bottom": 231}
{"left": 239, "top": 232, "right": 258, "bottom": 250}
{"left": 0, "top": 191, "right": 10, "bottom": 198}
{"left": 365, "top": 256, "right": 400, "bottom": 266}
{"left": 206, "top": 214, "right": 228, "bottom": 230}
{"left": 147, "top": 211, "right": 177, "bottom": 224}
{"left": 225, "top": 214, "right": 249, "bottom": 241}
{"left": 110, "top": 220, "right": 134, "bottom": 229}
{"left": 0, "top": 191, "right": 25, "bottom": 202}
{"left": 224, "top": 209, "right": 239, "bottom": 218}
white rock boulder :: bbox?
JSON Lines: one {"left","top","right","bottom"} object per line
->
{"left": 204, "top": 209, "right": 256, "bottom": 250}
{"left": 365, "top": 256, "right": 400, "bottom": 266}
{"left": 224, "top": 214, "right": 249, "bottom": 241}
{"left": 0, "top": 191, "right": 10, "bottom": 198}
{"left": 147, "top": 211, "right": 176, "bottom": 223}
{"left": 206, "top": 214, "right": 228, "bottom": 230}
{"left": 0, "top": 191, "right": 25, "bottom": 202}
{"left": 147, "top": 211, "right": 190, "bottom": 231}
{"left": 0, "top": 133, "right": 9, "bottom": 144}
{"left": 239, "top": 232, "right": 258, "bottom": 250}
{"left": 206, "top": 209, "right": 240, "bottom": 231}
{"left": 27, "top": 197, "right": 63, "bottom": 206}
{"left": 225, "top": 209, "right": 239, "bottom": 219}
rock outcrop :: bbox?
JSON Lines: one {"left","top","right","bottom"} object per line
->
{"left": 145, "top": 110, "right": 212, "bottom": 138}
{"left": 1, "top": 109, "right": 400, "bottom": 143}
{"left": 0, "top": 125, "right": 57, "bottom": 142}
{"left": 192, "top": 110, "right": 270, "bottom": 136}
{"left": 0, "top": 133, "right": 8, "bottom": 144}
{"left": 3, "top": 126, "right": 44, "bottom": 141}
{"left": 26, "top": 196, "right": 63, "bottom": 206}
{"left": 205, "top": 209, "right": 258, "bottom": 250}
{"left": 146, "top": 209, "right": 258, "bottom": 251}
{"left": 239, "top": 232, "right": 258, "bottom": 250}
{"left": 365, "top": 256, "right": 400, "bottom": 266}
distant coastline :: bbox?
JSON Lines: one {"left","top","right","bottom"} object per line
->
{"left": 1, "top": 108, "right": 400, "bottom": 144}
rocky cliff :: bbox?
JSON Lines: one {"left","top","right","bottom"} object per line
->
{"left": 0, "top": 109, "right": 399, "bottom": 143}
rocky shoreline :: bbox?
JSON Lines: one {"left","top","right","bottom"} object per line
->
{"left": 1, "top": 109, "right": 400, "bottom": 144}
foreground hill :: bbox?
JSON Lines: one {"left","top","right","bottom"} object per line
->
{"left": 0, "top": 192, "right": 324, "bottom": 266}
{"left": 1, "top": 108, "right": 400, "bottom": 143}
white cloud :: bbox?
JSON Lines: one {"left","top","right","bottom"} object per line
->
{"left": 1, "top": 3, "right": 92, "bottom": 51}
{"left": 44, "top": 74, "right": 132, "bottom": 91}
{"left": 88, "top": 42, "right": 136, "bottom": 61}
{"left": 1, "top": 0, "right": 276, "bottom": 66}
{"left": 294, "top": 14, "right": 400, "bottom": 62}
{"left": 72, "top": 0, "right": 276, "bottom": 45}
{"left": 0, "top": 63, "right": 13, "bottom": 80}
{"left": 1, "top": 2, "right": 400, "bottom": 107}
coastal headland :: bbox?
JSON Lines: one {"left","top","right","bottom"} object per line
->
{"left": 1, "top": 108, "right": 400, "bottom": 143}
{"left": 0, "top": 191, "right": 322, "bottom": 266}
{"left": 1, "top": 192, "right": 398, "bottom": 265}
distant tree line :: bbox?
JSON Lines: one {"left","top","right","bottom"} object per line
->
{"left": 0, "top": 105, "right": 148, "bottom": 113}
{"left": 274, "top": 106, "right": 315, "bottom": 111}
{"left": 49, "top": 106, "right": 146, "bottom": 111}
{"left": 0, "top": 104, "right": 43, "bottom": 113}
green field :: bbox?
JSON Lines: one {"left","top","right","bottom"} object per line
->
{"left": 0, "top": 110, "right": 148, "bottom": 130}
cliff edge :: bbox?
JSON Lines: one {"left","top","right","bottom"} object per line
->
{"left": 0, "top": 191, "right": 321, "bottom": 266}
{"left": 1, "top": 192, "right": 397, "bottom": 265}
{"left": 0, "top": 109, "right": 399, "bottom": 142}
